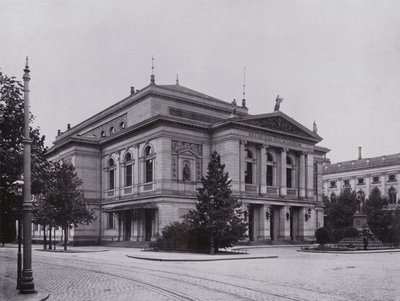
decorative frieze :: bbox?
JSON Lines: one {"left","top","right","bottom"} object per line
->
{"left": 172, "top": 140, "right": 203, "bottom": 156}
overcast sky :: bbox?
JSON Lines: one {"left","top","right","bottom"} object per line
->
{"left": 1, "top": 0, "right": 400, "bottom": 163}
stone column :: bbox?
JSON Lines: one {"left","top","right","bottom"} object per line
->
{"left": 133, "top": 144, "right": 139, "bottom": 194}
{"left": 279, "top": 206, "right": 291, "bottom": 240}
{"left": 306, "top": 153, "right": 314, "bottom": 198}
{"left": 280, "top": 148, "right": 287, "bottom": 196}
{"left": 260, "top": 145, "right": 267, "bottom": 194}
{"left": 258, "top": 205, "right": 269, "bottom": 240}
{"left": 240, "top": 141, "right": 246, "bottom": 192}
{"left": 299, "top": 152, "right": 306, "bottom": 198}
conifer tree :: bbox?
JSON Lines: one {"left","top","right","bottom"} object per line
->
{"left": 185, "top": 151, "right": 247, "bottom": 253}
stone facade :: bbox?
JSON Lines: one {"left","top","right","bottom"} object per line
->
{"left": 34, "top": 79, "right": 330, "bottom": 244}
{"left": 323, "top": 152, "right": 400, "bottom": 209}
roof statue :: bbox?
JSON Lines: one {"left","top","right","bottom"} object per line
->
{"left": 274, "top": 95, "right": 283, "bottom": 111}
{"left": 230, "top": 99, "right": 237, "bottom": 118}
{"left": 313, "top": 120, "right": 318, "bottom": 133}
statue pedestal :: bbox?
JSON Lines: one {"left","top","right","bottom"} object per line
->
{"left": 353, "top": 212, "right": 368, "bottom": 230}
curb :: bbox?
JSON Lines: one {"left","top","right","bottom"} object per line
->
{"left": 298, "top": 249, "right": 400, "bottom": 254}
{"left": 126, "top": 255, "right": 278, "bottom": 262}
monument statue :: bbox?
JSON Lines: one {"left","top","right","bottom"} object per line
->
{"left": 231, "top": 99, "right": 237, "bottom": 116}
{"left": 274, "top": 95, "right": 283, "bottom": 111}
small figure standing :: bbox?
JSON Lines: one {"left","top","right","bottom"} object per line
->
{"left": 231, "top": 99, "right": 237, "bottom": 116}
{"left": 313, "top": 120, "right": 318, "bottom": 133}
{"left": 363, "top": 236, "right": 368, "bottom": 250}
{"left": 274, "top": 95, "right": 283, "bottom": 111}
{"left": 183, "top": 163, "right": 191, "bottom": 181}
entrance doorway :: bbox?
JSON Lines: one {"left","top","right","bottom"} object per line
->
{"left": 270, "top": 207, "right": 275, "bottom": 241}
{"left": 124, "top": 211, "right": 132, "bottom": 241}
{"left": 144, "top": 209, "right": 153, "bottom": 241}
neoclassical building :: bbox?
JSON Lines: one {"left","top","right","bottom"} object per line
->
{"left": 37, "top": 74, "right": 330, "bottom": 244}
{"left": 323, "top": 148, "right": 400, "bottom": 207}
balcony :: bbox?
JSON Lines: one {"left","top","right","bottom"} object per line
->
{"left": 287, "top": 188, "right": 298, "bottom": 197}
{"left": 266, "top": 186, "right": 278, "bottom": 195}
{"left": 245, "top": 184, "right": 258, "bottom": 194}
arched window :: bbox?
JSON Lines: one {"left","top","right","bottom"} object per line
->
{"left": 125, "top": 152, "right": 133, "bottom": 187}
{"left": 110, "top": 126, "right": 115, "bottom": 134}
{"left": 245, "top": 149, "right": 254, "bottom": 184}
{"left": 330, "top": 193, "right": 337, "bottom": 203}
{"left": 144, "top": 146, "right": 153, "bottom": 183}
{"left": 286, "top": 156, "right": 293, "bottom": 188}
{"left": 120, "top": 121, "right": 126, "bottom": 130}
{"left": 389, "top": 187, "right": 397, "bottom": 204}
{"left": 266, "top": 152, "right": 274, "bottom": 186}
{"left": 108, "top": 158, "right": 115, "bottom": 190}
{"left": 101, "top": 130, "right": 106, "bottom": 137}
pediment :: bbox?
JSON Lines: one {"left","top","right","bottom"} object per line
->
{"left": 238, "top": 112, "right": 320, "bottom": 141}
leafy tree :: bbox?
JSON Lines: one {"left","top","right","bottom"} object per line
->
{"left": 185, "top": 151, "right": 247, "bottom": 253}
{"left": 365, "top": 187, "right": 392, "bottom": 242}
{"left": 388, "top": 209, "right": 400, "bottom": 245}
{"left": 324, "top": 188, "right": 357, "bottom": 241}
{"left": 36, "top": 163, "right": 95, "bottom": 250}
{"left": 0, "top": 70, "right": 48, "bottom": 243}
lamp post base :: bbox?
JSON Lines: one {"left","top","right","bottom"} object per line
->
{"left": 19, "top": 269, "right": 35, "bottom": 294}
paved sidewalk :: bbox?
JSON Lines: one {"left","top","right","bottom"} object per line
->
{"left": 0, "top": 276, "right": 49, "bottom": 301}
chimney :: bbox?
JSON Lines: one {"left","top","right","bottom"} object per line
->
{"left": 130, "top": 86, "right": 135, "bottom": 94}
{"left": 67, "top": 123, "right": 71, "bottom": 130}
{"left": 358, "top": 146, "right": 362, "bottom": 160}
{"left": 57, "top": 129, "right": 61, "bottom": 136}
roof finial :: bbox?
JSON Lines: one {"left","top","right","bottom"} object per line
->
{"left": 150, "top": 55, "right": 155, "bottom": 85}
{"left": 242, "top": 66, "right": 246, "bottom": 108}
{"left": 176, "top": 74, "right": 179, "bottom": 85}
{"left": 23, "top": 56, "right": 30, "bottom": 80}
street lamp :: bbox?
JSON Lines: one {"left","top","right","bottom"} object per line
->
{"left": 209, "top": 195, "right": 214, "bottom": 255}
{"left": 11, "top": 180, "right": 23, "bottom": 290}
{"left": 20, "top": 57, "right": 35, "bottom": 294}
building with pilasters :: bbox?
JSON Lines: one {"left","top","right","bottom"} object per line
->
{"left": 323, "top": 148, "right": 400, "bottom": 208}
{"left": 36, "top": 75, "right": 330, "bottom": 245}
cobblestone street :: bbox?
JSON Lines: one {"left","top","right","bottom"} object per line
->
{"left": 1, "top": 246, "right": 399, "bottom": 301}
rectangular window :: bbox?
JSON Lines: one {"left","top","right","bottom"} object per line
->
{"left": 344, "top": 180, "right": 350, "bottom": 187}
{"left": 388, "top": 174, "right": 396, "bottom": 182}
{"left": 330, "top": 181, "right": 336, "bottom": 188}
{"left": 107, "top": 213, "right": 114, "bottom": 229}
{"left": 373, "top": 176, "right": 380, "bottom": 183}
{"left": 266, "top": 165, "right": 273, "bottom": 186}
{"left": 126, "top": 164, "right": 133, "bottom": 187}
{"left": 286, "top": 168, "right": 292, "bottom": 188}
{"left": 245, "top": 162, "right": 253, "bottom": 184}
{"left": 145, "top": 159, "right": 153, "bottom": 183}
{"left": 357, "top": 178, "right": 364, "bottom": 185}
{"left": 109, "top": 169, "right": 115, "bottom": 190}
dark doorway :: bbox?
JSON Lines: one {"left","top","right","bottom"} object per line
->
{"left": 270, "top": 207, "right": 275, "bottom": 241}
{"left": 145, "top": 210, "right": 153, "bottom": 241}
{"left": 124, "top": 211, "right": 131, "bottom": 241}
{"left": 248, "top": 206, "right": 255, "bottom": 241}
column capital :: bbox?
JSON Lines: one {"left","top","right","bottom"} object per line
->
{"left": 281, "top": 147, "right": 289, "bottom": 153}
{"left": 240, "top": 140, "right": 247, "bottom": 146}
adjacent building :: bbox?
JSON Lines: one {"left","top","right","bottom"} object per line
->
{"left": 33, "top": 74, "right": 330, "bottom": 245}
{"left": 323, "top": 148, "right": 400, "bottom": 208}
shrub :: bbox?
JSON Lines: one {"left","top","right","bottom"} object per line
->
{"left": 315, "top": 227, "right": 331, "bottom": 246}
{"left": 150, "top": 221, "right": 196, "bottom": 251}
{"left": 343, "top": 226, "right": 359, "bottom": 238}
